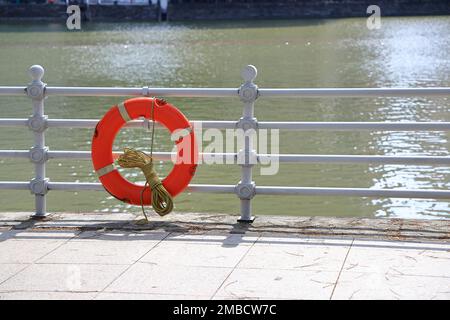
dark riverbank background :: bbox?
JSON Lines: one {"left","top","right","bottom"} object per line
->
{"left": 0, "top": 0, "right": 450, "bottom": 22}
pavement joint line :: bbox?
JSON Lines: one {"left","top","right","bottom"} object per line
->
{"left": 0, "top": 230, "right": 81, "bottom": 288}
{"left": 0, "top": 264, "right": 30, "bottom": 288}
{"left": 329, "top": 238, "right": 354, "bottom": 300}
{"left": 32, "top": 230, "right": 82, "bottom": 264}
{"left": 210, "top": 235, "right": 261, "bottom": 300}
{"left": 92, "top": 231, "right": 173, "bottom": 299}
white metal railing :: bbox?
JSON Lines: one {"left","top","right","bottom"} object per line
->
{"left": 1, "top": 64, "right": 450, "bottom": 222}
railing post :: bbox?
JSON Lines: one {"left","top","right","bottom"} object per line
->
{"left": 26, "top": 65, "right": 49, "bottom": 218}
{"left": 236, "top": 65, "right": 259, "bottom": 223}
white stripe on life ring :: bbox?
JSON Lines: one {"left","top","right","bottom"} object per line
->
{"left": 177, "top": 126, "right": 193, "bottom": 138}
{"left": 117, "top": 102, "right": 131, "bottom": 122}
{"left": 96, "top": 163, "right": 116, "bottom": 178}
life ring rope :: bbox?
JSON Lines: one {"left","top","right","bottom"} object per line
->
{"left": 117, "top": 98, "right": 173, "bottom": 220}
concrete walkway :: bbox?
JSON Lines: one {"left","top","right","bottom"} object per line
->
{"left": 0, "top": 212, "right": 449, "bottom": 300}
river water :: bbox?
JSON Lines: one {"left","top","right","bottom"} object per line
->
{"left": 0, "top": 17, "right": 449, "bottom": 219}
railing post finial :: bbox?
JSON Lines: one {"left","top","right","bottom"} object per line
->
{"left": 28, "top": 65, "right": 44, "bottom": 83}
{"left": 27, "top": 65, "right": 46, "bottom": 100}
{"left": 241, "top": 65, "right": 257, "bottom": 83}
{"left": 239, "top": 65, "right": 259, "bottom": 104}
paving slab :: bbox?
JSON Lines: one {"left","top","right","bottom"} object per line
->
{"left": 38, "top": 231, "right": 168, "bottom": 265}
{"left": 0, "top": 264, "right": 29, "bottom": 284}
{"left": 140, "top": 240, "right": 252, "bottom": 268}
{"left": 0, "top": 291, "right": 97, "bottom": 300}
{"left": 164, "top": 233, "right": 259, "bottom": 246}
{"left": 95, "top": 292, "right": 210, "bottom": 300}
{"left": 0, "top": 231, "right": 78, "bottom": 264}
{"left": 0, "top": 263, "right": 128, "bottom": 293}
{"left": 238, "top": 239, "right": 351, "bottom": 271}
{"left": 344, "top": 240, "right": 450, "bottom": 278}
{"left": 105, "top": 262, "right": 232, "bottom": 297}
{"left": 331, "top": 272, "right": 450, "bottom": 300}
{"left": 214, "top": 268, "right": 339, "bottom": 300}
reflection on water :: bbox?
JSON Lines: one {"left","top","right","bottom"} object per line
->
{"left": 360, "top": 20, "right": 450, "bottom": 219}
{"left": 65, "top": 24, "right": 206, "bottom": 86}
{"left": 0, "top": 17, "right": 449, "bottom": 219}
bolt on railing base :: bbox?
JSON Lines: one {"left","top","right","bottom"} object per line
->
{"left": 237, "top": 216, "right": 256, "bottom": 223}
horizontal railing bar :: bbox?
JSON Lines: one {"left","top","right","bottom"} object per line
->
{"left": 0, "top": 150, "right": 237, "bottom": 162}
{"left": 44, "top": 152, "right": 450, "bottom": 165}
{"left": 258, "top": 122, "right": 450, "bottom": 131}
{"left": 48, "top": 151, "right": 237, "bottom": 162}
{"left": 3, "top": 118, "right": 450, "bottom": 132}
{"left": 46, "top": 119, "right": 237, "bottom": 129}
{"left": 0, "top": 87, "right": 26, "bottom": 96}
{"left": 0, "top": 181, "right": 236, "bottom": 193}
{"left": 2, "top": 150, "right": 450, "bottom": 165}
{"left": 2, "top": 86, "right": 450, "bottom": 98}
{"left": 195, "top": 121, "right": 237, "bottom": 129}
{"left": 49, "top": 119, "right": 118, "bottom": 128}
{"left": 46, "top": 87, "right": 238, "bottom": 97}
{"left": 49, "top": 151, "right": 131, "bottom": 160}
{"left": 0, "top": 181, "right": 29, "bottom": 190}
{"left": 259, "top": 88, "right": 450, "bottom": 97}
{"left": 262, "top": 154, "right": 450, "bottom": 165}
{"left": 0, "top": 181, "right": 235, "bottom": 193}
{"left": 0, "top": 87, "right": 238, "bottom": 97}
{"left": 185, "top": 184, "right": 236, "bottom": 193}
{"left": 0, "top": 119, "right": 29, "bottom": 127}
{"left": 49, "top": 182, "right": 104, "bottom": 191}
{"left": 1, "top": 181, "right": 449, "bottom": 199}
{"left": 0, "top": 119, "right": 237, "bottom": 129}
{"left": 256, "top": 186, "right": 450, "bottom": 199}
{"left": 47, "top": 182, "right": 235, "bottom": 193}
{"left": 0, "top": 150, "right": 29, "bottom": 158}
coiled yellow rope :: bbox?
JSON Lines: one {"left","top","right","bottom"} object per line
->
{"left": 116, "top": 98, "right": 173, "bottom": 222}
{"left": 117, "top": 148, "right": 173, "bottom": 220}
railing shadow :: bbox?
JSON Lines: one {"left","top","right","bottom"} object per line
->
{"left": 1, "top": 216, "right": 449, "bottom": 251}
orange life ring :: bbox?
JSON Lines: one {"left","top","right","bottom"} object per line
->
{"left": 91, "top": 97, "right": 198, "bottom": 205}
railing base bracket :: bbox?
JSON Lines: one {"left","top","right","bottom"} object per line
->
{"left": 30, "top": 213, "right": 50, "bottom": 220}
{"left": 237, "top": 216, "right": 256, "bottom": 223}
